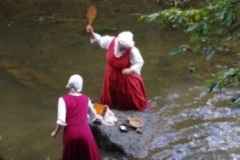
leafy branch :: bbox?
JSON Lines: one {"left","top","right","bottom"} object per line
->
{"left": 139, "top": 0, "right": 240, "bottom": 60}
{"left": 140, "top": 0, "right": 240, "bottom": 108}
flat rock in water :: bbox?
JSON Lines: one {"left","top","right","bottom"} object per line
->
{"left": 90, "top": 109, "right": 159, "bottom": 159}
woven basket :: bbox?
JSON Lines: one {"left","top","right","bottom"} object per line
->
{"left": 127, "top": 117, "right": 143, "bottom": 133}
{"left": 128, "top": 118, "right": 143, "bottom": 128}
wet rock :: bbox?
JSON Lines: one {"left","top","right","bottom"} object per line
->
{"left": 90, "top": 109, "right": 159, "bottom": 159}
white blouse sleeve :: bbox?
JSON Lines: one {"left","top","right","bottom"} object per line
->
{"left": 88, "top": 98, "right": 99, "bottom": 122}
{"left": 90, "top": 32, "right": 114, "bottom": 50}
{"left": 129, "top": 47, "right": 144, "bottom": 75}
{"left": 56, "top": 97, "right": 67, "bottom": 126}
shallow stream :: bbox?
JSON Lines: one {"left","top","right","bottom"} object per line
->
{"left": 1, "top": 1, "right": 240, "bottom": 160}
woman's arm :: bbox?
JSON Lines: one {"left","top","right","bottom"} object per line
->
{"left": 50, "top": 97, "right": 66, "bottom": 137}
{"left": 86, "top": 24, "right": 95, "bottom": 38}
{"left": 51, "top": 124, "right": 62, "bottom": 138}
{"left": 122, "top": 47, "right": 144, "bottom": 75}
{"left": 88, "top": 99, "right": 102, "bottom": 122}
{"left": 86, "top": 25, "right": 113, "bottom": 49}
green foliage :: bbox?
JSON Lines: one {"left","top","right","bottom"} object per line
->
{"left": 205, "top": 68, "right": 240, "bottom": 92}
{"left": 205, "top": 67, "right": 240, "bottom": 108}
{"left": 140, "top": 0, "right": 240, "bottom": 107}
{"left": 169, "top": 44, "right": 190, "bottom": 55}
{"left": 139, "top": 0, "right": 240, "bottom": 60}
{"left": 230, "top": 94, "right": 240, "bottom": 109}
{"left": 188, "top": 62, "right": 196, "bottom": 73}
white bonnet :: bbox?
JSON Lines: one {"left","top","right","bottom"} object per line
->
{"left": 117, "top": 31, "right": 135, "bottom": 48}
{"left": 66, "top": 74, "right": 83, "bottom": 92}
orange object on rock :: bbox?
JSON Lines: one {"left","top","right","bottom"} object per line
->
{"left": 94, "top": 103, "right": 107, "bottom": 117}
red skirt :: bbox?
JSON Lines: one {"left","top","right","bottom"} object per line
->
{"left": 101, "top": 66, "right": 147, "bottom": 111}
{"left": 62, "top": 125, "right": 101, "bottom": 160}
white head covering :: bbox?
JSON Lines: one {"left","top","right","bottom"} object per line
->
{"left": 117, "top": 31, "right": 135, "bottom": 48}
{"left": 66, "top": 74, "right": 83, "bottom": 92}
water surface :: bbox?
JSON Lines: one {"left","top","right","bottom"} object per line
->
{"left": 1, "top": 1, "right": 240, "bottom": 160}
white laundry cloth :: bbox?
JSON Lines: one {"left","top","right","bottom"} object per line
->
{"left": 91, "top": 105, "right": 118, "bottom": 126}
{"left": 101, "top": 106, "right": 118, "bottom": 126}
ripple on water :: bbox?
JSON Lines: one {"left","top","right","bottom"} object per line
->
{"left": 148, "top": 87, "right": 240, "bottom": 160}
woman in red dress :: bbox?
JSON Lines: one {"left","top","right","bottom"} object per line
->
{"left": 86, "top": 25, "right": 148, "bottom": 111}
{"left": 51, "top": 74, "right": 101, "bottom": 160}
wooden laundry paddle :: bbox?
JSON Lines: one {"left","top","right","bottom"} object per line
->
{"left": 86, "top": 5, "right": 97, "bottom": 26}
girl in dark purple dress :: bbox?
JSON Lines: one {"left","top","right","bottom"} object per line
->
{"left": 51, "top": 74, "right": 102, "bottom": 160}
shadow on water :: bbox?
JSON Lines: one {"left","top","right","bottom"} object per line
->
{"left": 1, "top": 0, "right": 240, "bottom": 160}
